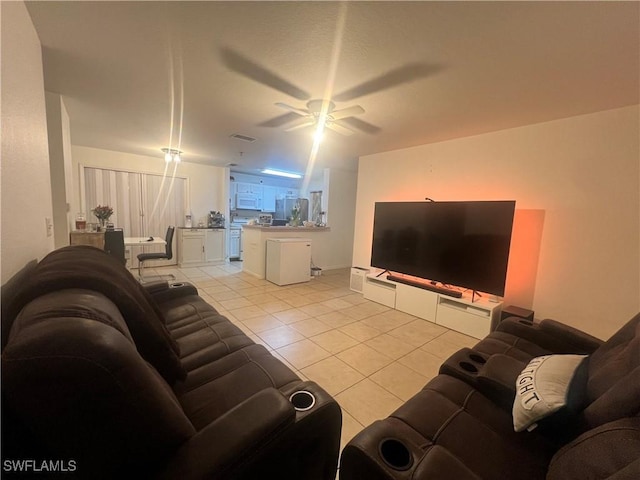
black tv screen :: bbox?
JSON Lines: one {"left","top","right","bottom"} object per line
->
{"left": 370, "top": 201, "right": 516, "bottom": 296}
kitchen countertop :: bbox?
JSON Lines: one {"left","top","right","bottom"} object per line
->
{"left": 178, "top": 226, "right": 226, "bottom": 230}
{"left": 242, "top": 225, "right": 330, "bottom": 231}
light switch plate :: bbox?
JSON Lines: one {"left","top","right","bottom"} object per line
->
{"left": 45, "top": 217, "right": 53, "bottom": 237}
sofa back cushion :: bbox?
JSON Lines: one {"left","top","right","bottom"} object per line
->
{"left": 1, "top": 259, "right": 37, "bottom": 351}
{"left": 582, "top": 313, "right": 640, "bottom": 428}
{"left": 546, "top": 417, "right": 640, "bottom": 480}
{"left": 11, "top": 246, "right": 186, "bottom": 384}
{"left": 2, "top": 290, "right": 195, "bottom": 476}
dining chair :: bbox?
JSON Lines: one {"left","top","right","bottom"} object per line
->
{"left": 137, "top": 226, "right": 175, "bottom": 282}
{"left": 104, "top": 229, "right": 126, "bottom": 265}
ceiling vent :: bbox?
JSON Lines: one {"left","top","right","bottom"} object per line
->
{"left": 230, "top": 133, "right": 257, "bottom": 143}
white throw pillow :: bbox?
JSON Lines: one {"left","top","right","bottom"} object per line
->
{"left": 513, "top": 354, "right": 588, "bottom": 432}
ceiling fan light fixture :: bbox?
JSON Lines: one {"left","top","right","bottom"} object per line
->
{"left": 313, "top": 124, "right": 325, "bottom": 142}
{"left": 161, "top": 147, "right": 182, "bottom": 163}
{"left": 261, "top": 168, "right": 302, "bottom": 179}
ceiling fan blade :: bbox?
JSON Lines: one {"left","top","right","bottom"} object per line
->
{"left": 333, "top": 63, "right": 442, "bottom": 102}
{"left": 329, "top": 105, "right": 365, "bottom": 120}
{"left": 220, "top": 47, "right": 311, "bottom": 100}
{"left": 258, "top": 112, "right": 303, "bottom": 128}
{"left": 285, "top": 119, "right": 316, "bottom": 132}
{"left": 340, "top": 117, "right": 381, "bottom": 134}
{"left": 275, "top": 102, "right": 310, "bottom": 117}
{"left": 325, "top": 121, "right": 355, "bottom": 136}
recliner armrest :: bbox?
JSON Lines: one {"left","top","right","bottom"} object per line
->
{"left": 144, "top": 281, "right": 199, "bottom": 303}
{"left": 497, "top": 317, "right": 603, "bottom": 354}
{"left": 142, "top": 280, "right": 171, "bottom": 295}
{"left": 476, "top": 354, "right": 526, "bottom": 411}
{"left": 158, "top": 388, "right": 295, "bottom": 480}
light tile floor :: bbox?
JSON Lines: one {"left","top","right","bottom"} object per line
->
{"left": 146, "top": 263, "right": 478, "bottom": 457}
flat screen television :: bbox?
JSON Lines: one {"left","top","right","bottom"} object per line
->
{"left": 370, "top": 201, "right": 516, "bottom": 297}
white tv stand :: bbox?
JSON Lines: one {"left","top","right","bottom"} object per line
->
{"left": 362, "top": 272, "right": 503, "bottom": 339}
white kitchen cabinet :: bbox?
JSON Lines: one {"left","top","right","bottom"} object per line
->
{"left": 178, "top": 228, "right": 226, "bottom": 266}
{"left": 179, "top": 229, "right": 205, "bottom": 266}
{"left": 205, "top": 229, "right": 225, "bottom": 262}
{"left": 236, "top": 182, "right": 263, "bottom": 195}
{"left": 235, "top": 182, "right": 251, "bottom": 194}
{"left": 262, "top": 186, "right": 277, "bottom": 212}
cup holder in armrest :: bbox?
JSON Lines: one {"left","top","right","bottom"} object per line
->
{"left": 169, "top": 282, "right": 186, "bottom": 288}
{"left": 289, "top": 390, "right": 316, "bottom": 411}
{"left": 439, "top": 348, "right": 490, "bottom": 387}
{"left": 378, "top": 438, "right": 413, "bottom": 471}
{"left": 459, "top": 361, "right": 478, "bottom": 373}
{"left": 468, "top": 353, "right": 486, "bottom": 365}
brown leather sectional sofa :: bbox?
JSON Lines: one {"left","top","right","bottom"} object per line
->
{"left": 1, "top": 246, "right": 341, "bottom": 479}
{"left": 340, "top": 312, "right": 640, "bottom": 479}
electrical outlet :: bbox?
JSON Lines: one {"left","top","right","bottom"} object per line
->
{"left": 45, "top": 217, "right": 53, "bottom": 237}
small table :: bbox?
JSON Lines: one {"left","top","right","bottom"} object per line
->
{"left": 124, "top": 237, "right": 166, "bottom": 247}
{"left": 70, "top": 231, "right": 105, "bottom": 249}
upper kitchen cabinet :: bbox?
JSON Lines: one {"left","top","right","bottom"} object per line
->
{"left": 232, "top": 182, "right": 263, "bottom": 210}
{"left": 236, "top": 182, "right": 263, "bottom": 195}
{"left": 276, "top": 187, "right": 299, "bottom": 199}
{"left": 262, "top": 186, "right": 277, "bottom": 212}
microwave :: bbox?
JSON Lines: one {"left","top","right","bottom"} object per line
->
{"left": 236, "top": 193, "right": 260, "bottom": 210}
{"left": 258, "top": 214, "right": 272, "bottom": 226}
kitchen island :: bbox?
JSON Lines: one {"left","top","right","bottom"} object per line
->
{"left": 241, "top": 225, "right": 331, "bottom": 279}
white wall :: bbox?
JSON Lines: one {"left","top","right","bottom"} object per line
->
{"left": 71, "top": 146, "right": 228, "bottom": 228}
{"left": 353, "top": 106, "right": 639, "bottom": 339}
{"left": 322, "top": 168, "right": 357, "bottom": 270}
{"left": 46, "top": 92, "right": 74, "bottom": 248}
{"left": 1, "top": 1, "right": 55, "bottom": 283}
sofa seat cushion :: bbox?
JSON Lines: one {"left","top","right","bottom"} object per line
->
{"left": 473, "top": 330, "right": 554, "bottom": 361}
{"left": 158, "top": 293, "right": 255, "bottom": 372}
{"left": 175, "top": 344, "right": 301, "bottom": 430}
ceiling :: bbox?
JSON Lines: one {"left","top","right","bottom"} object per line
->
{"left": 26, "top": 1, "right": 639, "bottom": 176}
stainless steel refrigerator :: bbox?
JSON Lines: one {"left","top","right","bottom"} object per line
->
{"left": 275, "top": 198, "right": 308, "bottom": 221}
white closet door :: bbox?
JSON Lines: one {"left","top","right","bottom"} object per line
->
{"left": 84, "top": 168, "right": 142, "bottom": 234}
{"left": 142, "top": 174, "right": 184, "bottom": 236}
{"left": 141, "top": 173, "right": 186, "bottom": 264}
{"left": 83, "top": 167, "right": 186, "bottom": 267}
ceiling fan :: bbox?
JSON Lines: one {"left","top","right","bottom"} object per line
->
{"left": 275, "top": 99, "right": 365, "bottom": 136}
{"left": 221, "top": 48, "right": 441, "bottom": 136}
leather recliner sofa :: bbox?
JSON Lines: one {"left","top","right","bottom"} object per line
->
{"left": 1, "top": 246, "right": 342, "bottom": 479}
{"left": 340, "top": 312, "right": 640, "bottom": 479}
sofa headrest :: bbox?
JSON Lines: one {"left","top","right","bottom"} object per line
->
{"left": 8, "top": 289, "right": 135, "bottom": 344}
{"left": 582, "top": 313, "right": 640, "bottom": 428}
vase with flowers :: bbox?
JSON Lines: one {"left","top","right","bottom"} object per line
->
{"left": 290, "top": 204, "right": 301, "bottom": 227}
{"left": 92, "top": 205, "right": 113, "bottom": 230}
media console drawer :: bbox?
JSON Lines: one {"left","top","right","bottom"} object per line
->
{"left": 363, "top": 276, "right": 396, "bottom": 308}
{"left": 395, "top": 283, "right": 437, "bottom": 322}
{"left": 436, "top": 298, "right": 493, "bottom": 340}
